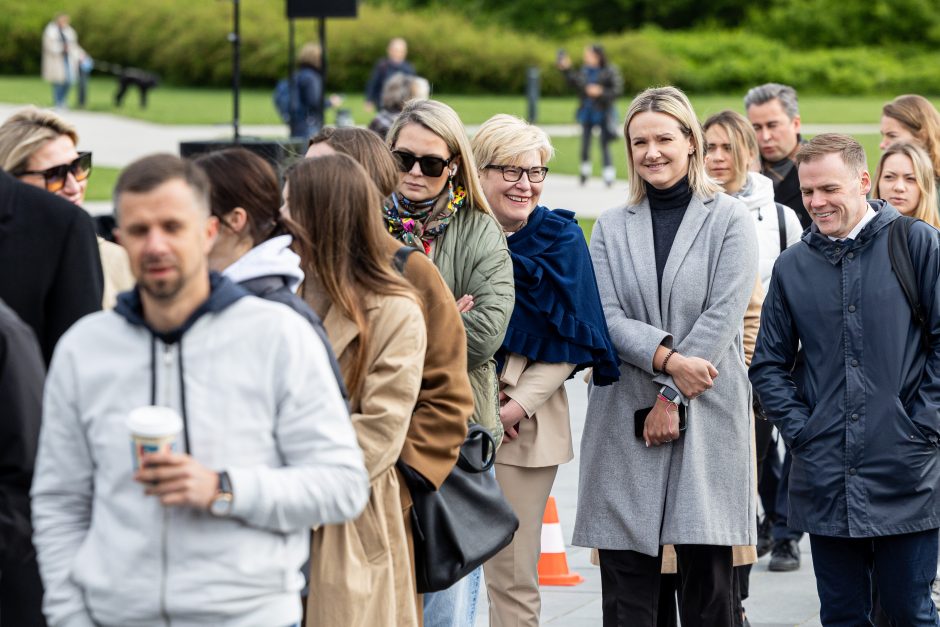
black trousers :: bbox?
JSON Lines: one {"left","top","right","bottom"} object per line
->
{"left": 599, "top": 545, "right": 734, "bottom": 627}
{"left": 0, "top": 543, "right": 47, "bottom": 626}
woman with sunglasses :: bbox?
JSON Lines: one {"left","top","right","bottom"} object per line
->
{"left": 287, "top": 154, "right": 426, "bottom": 626}
{"left": 0, "top": 107, "right": 133, "bottom": 309}
{"left": 471, "top": 114, "right": 619, "bottom": 627}
{"left": 385, "top": 100, "right": 515, "bottom": 627}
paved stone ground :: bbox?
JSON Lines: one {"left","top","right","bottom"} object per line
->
{"left": 473, "top": 379, "right": 823, "bottom": 627}
{"left": 0, "top": 103, "right": 827, "bottom": 625}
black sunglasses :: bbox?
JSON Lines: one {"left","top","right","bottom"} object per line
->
{"left": 16, "top": 151, "right": 93, "bottom": 193}
{"left": 392, "top": 150, "right": 453, "bottom": 177}
{"left": 484, "top": 164, "right": 549, "bottom": 183}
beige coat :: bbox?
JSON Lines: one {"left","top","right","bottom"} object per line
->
{"left": 41, "top": 21, "right": 83, "bottom": 84}
{"left": 98, "top": 237, "right": 135, "bottom": 310}
{"left": 307, "top": 292, "right": 426, "bottom": 627}
{"left": 497, "top": 354, "right": 575, "bottom": 468}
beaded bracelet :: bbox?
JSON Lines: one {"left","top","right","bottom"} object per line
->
{"left": 660, "top": 348, "right": 677, "bottom": 374}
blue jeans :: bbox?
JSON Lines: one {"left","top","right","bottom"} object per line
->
{"left": 423, "top": 565, "right": 482, "bottom": 627}
{"left": 810, "top": 529, "right": 940, "bottom": 627}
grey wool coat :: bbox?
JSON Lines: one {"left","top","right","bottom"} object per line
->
{"left": 573, "top": 192, "right": 759, "bottom": 557}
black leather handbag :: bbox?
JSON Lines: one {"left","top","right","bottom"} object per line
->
{"left": 397, "top": 424, "right": 519, "bottom": 593}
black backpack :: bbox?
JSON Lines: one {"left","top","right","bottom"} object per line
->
{"left": 888, "top": 215, "right": 930, "bottom": 352}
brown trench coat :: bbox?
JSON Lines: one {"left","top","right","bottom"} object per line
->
{"left": 306, "top": 291, "right": 427, "bottom": 627}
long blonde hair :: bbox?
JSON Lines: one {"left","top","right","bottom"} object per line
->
{"left": 288, "top": 154, "right": 412, "bottom": 398}
{"left": 873, "top": 142, "right": 940, "bottom": 229}
{"left": 386, "top": 99, "right": 492, "bottom": 215}
{"left": 623, "top": 86, "right": 721, "bottom": 206}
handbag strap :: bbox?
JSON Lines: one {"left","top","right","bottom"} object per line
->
{"left": 457, "top": 425, "right": 496, "bottom": 473}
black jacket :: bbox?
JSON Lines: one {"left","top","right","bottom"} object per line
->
{"left": 750, "top": 201, "right": 940, "bottom": 537}
{"left": 0, "top": 299, "right": 45, "bottom": 558}
{"left": 0, "top": 171, "right": 103, "bottom": 363}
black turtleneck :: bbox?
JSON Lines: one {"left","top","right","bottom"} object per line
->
{"left": 646, "top": 176, "right": 692, "bottom": 295}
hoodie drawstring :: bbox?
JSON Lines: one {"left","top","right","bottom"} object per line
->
{"left": 149, "top": 334, "right": 192, "bottom": 455}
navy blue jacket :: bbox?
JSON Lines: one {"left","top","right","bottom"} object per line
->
{"left": 750, "top": 201, "right": 940, "bottom": 537}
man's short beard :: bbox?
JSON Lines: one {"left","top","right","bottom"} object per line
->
{"left": 139, "top": 276, "right": 185, "bottom": 301}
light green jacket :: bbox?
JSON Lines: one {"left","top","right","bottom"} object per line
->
{"left": 432, "top": 207, "right": 514, "bottom": 447}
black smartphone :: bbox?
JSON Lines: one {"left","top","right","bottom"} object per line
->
{"left": 634, "top": 405, "right": 687, "bottom": 440}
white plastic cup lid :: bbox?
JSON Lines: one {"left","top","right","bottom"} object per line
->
{"left": 125, "top": 406, "right": 183, "bottom": 439}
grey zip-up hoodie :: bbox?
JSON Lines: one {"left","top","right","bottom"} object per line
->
{"left": 31, "top": 274, "right": 367, "bottom": 627}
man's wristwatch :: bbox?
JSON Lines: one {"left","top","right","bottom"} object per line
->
{"left": 209, "top": 471, "right": 234, "bottom": 517}
{"left": 658, "top": 386, "right": 681, "bottom": 406}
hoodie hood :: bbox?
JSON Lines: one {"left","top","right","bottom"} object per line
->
{"left": 222, "top": 235, "right": 305, "bottom": 293}
{"left": 734, "top": 172, "right": 776, "bottom": 213}
{"left": 114, "top": 272, "right": 248, "bottom": 344}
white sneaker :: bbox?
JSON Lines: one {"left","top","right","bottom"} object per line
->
{"left": 602, "top": 166, "right": 616, "bottom": 187}
{"left": 579, "top": 162, "right": 592, "bottom": 185}
{"left": 932, "top": 576, "right": 940, "bottom": 608}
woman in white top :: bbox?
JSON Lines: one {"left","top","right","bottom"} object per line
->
{"left": 704, "top": 110, "right": 803, "bottom": 290}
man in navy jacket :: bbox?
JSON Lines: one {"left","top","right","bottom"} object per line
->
{"left": 751, "top": 133, "right": 940, "bottom": 625}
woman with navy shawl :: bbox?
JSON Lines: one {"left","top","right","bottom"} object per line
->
{"left": 472, "top": 115, "right": 618, "bottom": 627}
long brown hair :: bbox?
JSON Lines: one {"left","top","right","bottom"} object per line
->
{"left": 308, "top": 127, "right": 400, "bottom": 197}
{"left": 288, "top": 153, "right": 412, "bottom": 397}
{"left": 194, "top": 148, "right": 307, "bottom": 248}
{"left": 883, "top": 95, "right": 940, "bottom": 179}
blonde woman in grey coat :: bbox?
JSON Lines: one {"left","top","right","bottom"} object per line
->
{"left": 573, "top": 86, "right": 758, "bottom": 626}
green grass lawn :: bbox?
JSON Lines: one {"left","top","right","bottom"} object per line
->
{"left": 86, "top": 165, "right": 120, "bottom": 201}
{"left": 3, "top": 75, "right": 933, "bottom": 127}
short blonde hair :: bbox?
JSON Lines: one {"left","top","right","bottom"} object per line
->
{"left": 0, "top": 106, "right": 78, "bottom": 174}
{"left": 873, "top": 142, "right": 940, "bottom": 229}
{"left": 702, "top": 110, "right": 759, "bottom": 193}
{"left": 795, "top": 133, "right": 867, "bottom": 176}
{"left": 883, "top": 94, "right": 940, "bottom": 179}
{"left": 298, "top": 42, "right": 322, "bottom": 69}
{"left": 623, "top": 86, "right": 720, "bottom": 205}
{"left": 386, "top": 99, "right": 492, "bottom": 215}
{"left": 471, "top": 114, "right": 554, "bottom": 171}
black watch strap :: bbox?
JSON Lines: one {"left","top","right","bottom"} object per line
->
{"left": 218, "top": 470, "right": 233, "bottom": 496}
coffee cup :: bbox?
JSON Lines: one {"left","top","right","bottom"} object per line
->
{"left": 126, "top": 406, "right": 183, "bottom": 470}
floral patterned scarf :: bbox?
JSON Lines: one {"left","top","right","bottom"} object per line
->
{"left": 383, "top": 181, "right": 467, "bottom": 255}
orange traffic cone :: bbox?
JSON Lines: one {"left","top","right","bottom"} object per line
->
{"left": 537, "top": 496, "right": 584, "bottom": 586}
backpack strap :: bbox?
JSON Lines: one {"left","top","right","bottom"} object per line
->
{"left": 775, "top": 202, "right": 788, "bottom": 254}
{"left": 392, "top": 245, "right": 419, "bottom": 274}
{"left": 888, "top": 216, "right": 930, "bottom": 352}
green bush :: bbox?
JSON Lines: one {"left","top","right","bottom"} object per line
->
{"left": 2, "top": 1, "right": 940, "bottom": 97}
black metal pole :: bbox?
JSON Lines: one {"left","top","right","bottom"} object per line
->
{"left": 319, "top": 17, "right": 326, "bottom": 124}
{"left": 288, "top": 18, "right": 296, "bottom": 136}
{"left": 231, "top": 0, "right": 241, "bottom": 142}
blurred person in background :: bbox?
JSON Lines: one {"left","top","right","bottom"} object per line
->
{"left": 365, "top": 37, "right": 416, "bottom": 113}
{"left": 557, "top": 44, "right": 623, "bottom": 187}
{"left": 369, "top": 73, "right": 431, "bottom": 140}
{"left": 41, "top": 13, "right": 86, "bottom": 108}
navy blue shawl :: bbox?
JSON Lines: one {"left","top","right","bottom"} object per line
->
{"left": 498, "top": 206, "right": 619, "bottom": 386}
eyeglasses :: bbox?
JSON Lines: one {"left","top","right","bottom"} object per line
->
{"left": 15, "top": 152, "right": 93, "bottom": 193}
{"left": 392, "top": 150, "right": 453, "bottom": 177}
{"left": 484, "top": 164, "right": 549, "bottom": 183}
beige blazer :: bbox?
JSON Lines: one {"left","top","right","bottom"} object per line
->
{"left": 496, "top": 353, "right": 575, "bottom": 468}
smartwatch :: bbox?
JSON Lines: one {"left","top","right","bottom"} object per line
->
{"left": 209, "top": 471, "right": 234, "bottom": 517}
{"left": 659, "top": 386, "right": 681, "bottom": 405}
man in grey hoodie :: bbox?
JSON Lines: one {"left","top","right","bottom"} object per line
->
{"left": 31, "top": 154, "right": 368, "bottom": 627}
